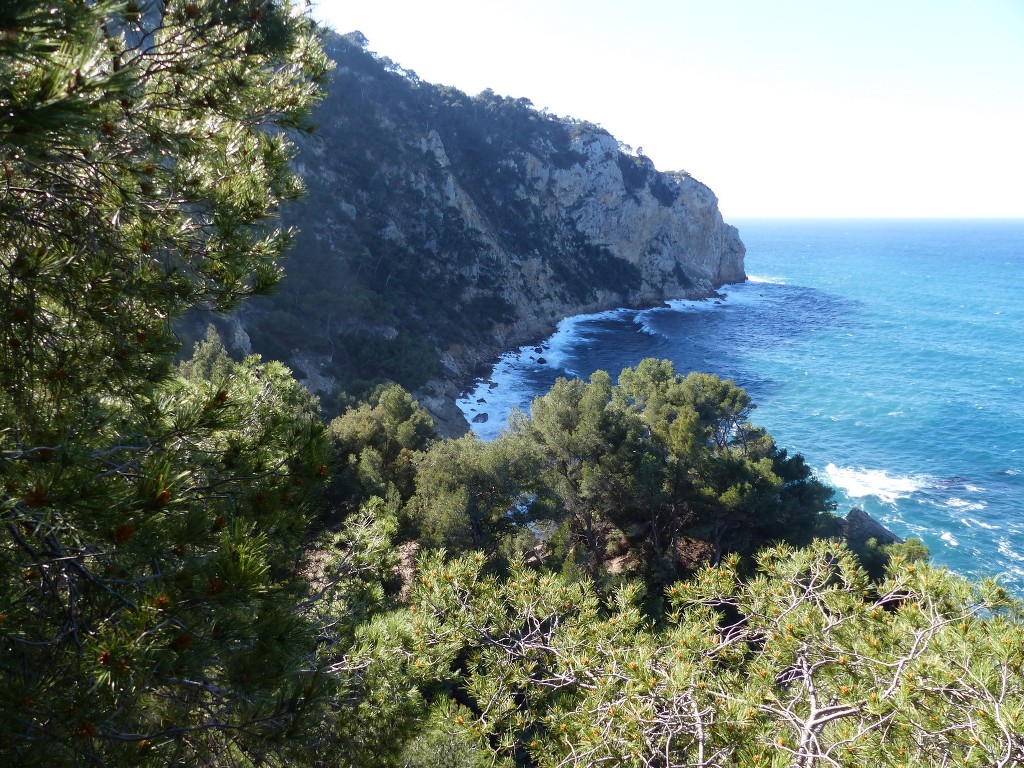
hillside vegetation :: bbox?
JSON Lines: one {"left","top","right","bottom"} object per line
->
{"left": 2, "top": 3, "right": 1022, "bottom": 767}
{"left": 186, "top": 31, "right": 743, "bottom": 428}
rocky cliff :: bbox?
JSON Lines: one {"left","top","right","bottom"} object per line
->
{"left": 204, "top": 32, "right": 745, "bottom": 433}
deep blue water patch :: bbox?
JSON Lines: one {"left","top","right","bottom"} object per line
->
{"left": 459, "top": 220, "right": 1024, "bottom": 587}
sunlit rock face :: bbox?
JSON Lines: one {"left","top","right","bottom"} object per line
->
{"left": 545, "top": 131, "right": 746, "bottom": 298}
{"left": 206, "top": 31, "right": 745, "bottom": 433}
{"left": 412, "top": 123, "right": 746, "bottom": 356}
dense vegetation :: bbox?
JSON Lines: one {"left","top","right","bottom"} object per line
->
{"left": 3, "top": 3, "right": 1023, "bottom": 766}
{"left": 192, "top": 30, "right": 657, "bottom": 401}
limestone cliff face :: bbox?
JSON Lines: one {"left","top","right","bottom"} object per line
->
{"left": 215, "top": 32, "right": 745, "bottom": 433}
{"left": 407, "top": 124, "right": 746, "bottom": 358}
{"left": 544, "top": 132, "right": 746, "bottom": 297}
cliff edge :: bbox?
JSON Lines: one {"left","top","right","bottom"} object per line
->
{"left": 200, "top": 32, "right": 745, "bottom": 433}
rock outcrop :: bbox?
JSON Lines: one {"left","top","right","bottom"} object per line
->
{"left": 842, "top": 508, "right": 904, "bottom": 547}
{"left": 195, "top": 31, "right": 745, "bottom": 433}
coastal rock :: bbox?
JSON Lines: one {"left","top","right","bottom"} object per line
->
{"left": 842, "top": 508, "right": 903, "bottom": 547}
{"left": 546, "top": 136, "right": 746, "bottom": 292}
{"left": 472, "top": 412, "right": 489, "bottom": 424}
{"left": 414, "top": 378, "right": 471, "bottom": 437}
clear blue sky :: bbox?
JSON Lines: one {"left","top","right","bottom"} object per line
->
{"left": 311, "top": 0, "right": 1024, "bottom": 219}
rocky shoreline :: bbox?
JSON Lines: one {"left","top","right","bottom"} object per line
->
{"left": 415, "top": 285, "right": 732, "bottom": 437}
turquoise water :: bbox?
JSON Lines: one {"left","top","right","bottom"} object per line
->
{"left": 459, "top": 220, "right": 1024, "bottom": 586}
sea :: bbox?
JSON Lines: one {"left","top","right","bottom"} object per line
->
{"left": 457, "top": 219, "right": 1024, "bottom": 588}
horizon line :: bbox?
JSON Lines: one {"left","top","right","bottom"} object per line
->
{"left": 726, "top": 215, "right": 1024, "bottom": 221}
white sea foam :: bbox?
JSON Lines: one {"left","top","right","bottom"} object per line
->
{"left": 940, "top": 531, "right": 960, "bottom": 547}
{"left": 632, "top": 312, "right": 665, "bottom": 337}
{"left": 998, "top": 539, "right": 1024, "bottom": 562}
{"left": 458, "top": 306, "right": 644, "bottom": 439}
{"left": 540, "top": 308, "right": 630, "bottom": 369}
{"left": 900, "top": 521, "right": 930, "bottom": 537}
{"left": 964, "top": 484, "right": 986, "bottom": 493}
{"left": 824, "top": 464, "right": 932, "bottom": 505}
{"left": 964, "top": 517, "right": 1000, "bottom": 531}
{"left": 457, "top": 338, "right": 562, "bottom": 440}
{"left": 946, "top": 497, "right": 988, "bottom": 512}
{"left": 456, "top": 359, "right": 530, "bottom": 441}
{"left": 746, "top": 274, "right": 787, "bottom": 284}
{"left": 716, "top": 282, "right": 774, "bottom": 309}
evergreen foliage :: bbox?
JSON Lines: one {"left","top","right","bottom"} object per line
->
{"left": 516, "top": 360, "right": 838, "bottom": 585}
{"left": 328, "top": 382, "right": 436, "bottom": 515}
{"left": 3, "top": 6, "right": 1022, "bottom": 766}
{"left": 0, "top": 2, "right": 337, "bottom": 763}
{"left": 410, "top": 541, "right": 1024, "bottom": 767}
{"left": 409, "top": 431, "right": 549, "bottom": 559}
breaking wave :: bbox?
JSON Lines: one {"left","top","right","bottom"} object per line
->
{"left": 824, "top": 464, "right": 933, "bottom": 505}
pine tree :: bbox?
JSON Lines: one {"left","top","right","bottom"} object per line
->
{"left": 518, "top": 362, "right": 836, "bottom": 582}
{"left": 410, "top": 541, "right": 1024, "bottom": 767}
{"left": 0, "top": 2, "right": 332, "bottom": 763}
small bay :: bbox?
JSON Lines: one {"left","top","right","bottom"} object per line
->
{"left": 459, "top": 219, "right": 1024, "bottom": 586}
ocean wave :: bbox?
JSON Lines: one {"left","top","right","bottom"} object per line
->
{"left": 940, "top": 531, "right": 960, "bottom": 547}
{"left": 746, "top": 274, "right": 788, "bottom": 284}
{"left": 632, "top": 312, "right": 666, "bottom": 337}
{"left": 824, "top": 463, "right": 932, "bottom": 505}
{"left": 540, "top": 308, "right": 632, "bottom": 368}
{"left": 998, "top": 539, "right": 1024, "bottom": 562}
{"left": 946, "top": 497, "right": 988, "bottom": 512}
{"left": 962, "top": 516, "right": 1000, "bottom": 531}
{"left": 1001, "top": 565, "right": 1024, "bottom": 582}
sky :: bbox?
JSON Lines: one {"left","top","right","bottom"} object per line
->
{"left": 311, "top": 0, "right": 1024, "bottom": 219}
